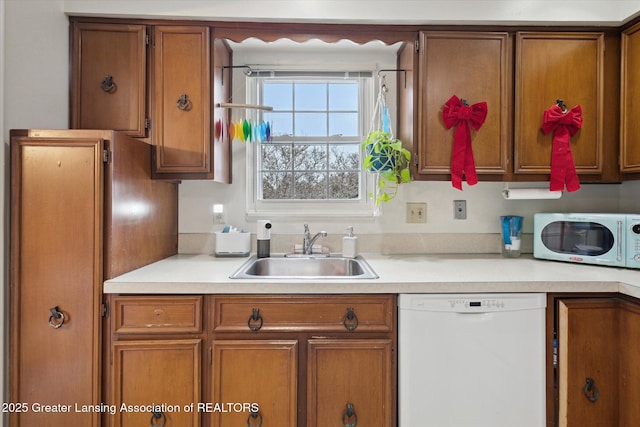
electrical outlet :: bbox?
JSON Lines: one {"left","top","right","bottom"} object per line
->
{"left": 454, "top": 200, "right": 467, "bottom": 220}
{"left": 406, "top": 202, "right": 427, "bottom": 223}
{"left": 213, "top": 204, "right": 225, "bottom": 224}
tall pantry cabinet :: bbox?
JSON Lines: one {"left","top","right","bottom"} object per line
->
{"left": 9, "top": 129, "right": 178, "bottom": 426}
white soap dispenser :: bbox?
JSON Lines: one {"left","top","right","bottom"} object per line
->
{"left": 256, "top": 219, "right": 272, "bottom": 258}
{"left": 342, "top": 226, "right": 358, "bottom": 258}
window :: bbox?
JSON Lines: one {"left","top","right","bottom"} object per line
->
{"left": 246, "top": 72, "right": 375, "bottom": 217}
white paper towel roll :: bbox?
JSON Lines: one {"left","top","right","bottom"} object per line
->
{"left": 502, "top": 188, "right": 562, "bottom": 200}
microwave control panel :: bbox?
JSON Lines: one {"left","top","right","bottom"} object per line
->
{"left": 628, "top": 217, "right": 640, "bottom": 266}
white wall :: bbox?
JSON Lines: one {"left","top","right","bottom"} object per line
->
{"left": 2, "top": 1, "right": 68, "bottom": 425}
{"left": 1, "top": 0, "right": 5, "bottom": 424}
{"left": 4, "top": 0, "right": 69, "bottom": 131}
{"left": 180, "top": 163, "right": 625, "bottom": 237}
{"left": 622, "top": 181, "right": 640, "bottom": 212}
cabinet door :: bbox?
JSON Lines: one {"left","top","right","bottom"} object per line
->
{"left": 212, "top": 36, "right": 232, "bottom": 183}
{"left": 557, "top": 299, "right": 618, "bottom": 427}
{"left": 515, "top": 32, "right": 604, "bottom": 175}
{"left": 71, "top": 22, "right": 147, "bottom": 137}
{"left": 621, "top": 22, "right": 640, "bottom": 174}
{"left": 619, "top": 300, "right": 640, "bottom": 425}
{"left": 307, "top": 339, "right": 393, "bottom": 427}
{"left": 112, "top": 340, "right": 201, "bottom": 427}
{"left": 152, "top": 25, "right": 211, "bottom": 178}
{"left": 10, "top": 137, "right": 103, "bottom": 427}
{"left": 416, "top": 31, "right": 512, "bottom": 177}
{"left": 211, "top": 340, "right": 298, "bottom": 427}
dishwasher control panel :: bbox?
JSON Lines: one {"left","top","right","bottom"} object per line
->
{"left": 402, "top": 293, "right": 546, "bottom": 313}
{"left": 448, "top": 298, "right": 506, "bottom": 309}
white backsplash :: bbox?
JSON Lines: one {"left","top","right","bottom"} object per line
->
{"left": 179, "top": 232, "right": 529, "bottom": 256}
{"left": 179, "top": 179, "right": 629, "bottom": 238}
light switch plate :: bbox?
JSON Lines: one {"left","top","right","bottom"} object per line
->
{"left": 406, "top": 202, "right": 427, "bottom": 223}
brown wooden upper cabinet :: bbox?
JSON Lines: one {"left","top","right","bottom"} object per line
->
{"left": 151, "top": 25, "right": 211, "bottom": 178}
{"left": 515, "top": 32, "right": 606, "bottom": 177}
{"left": 149, "top": 25, "right": 231, "bottom": 181}
{"left": 70, "top": 19, "right": 232, "bottom": 181}
{"left": 621, "top": 22, "right": 640, "bottom": 174}
{"left": 415, "top": 31, "right": 512, "bottom": 179}
{"left": 71, "top": 22, "right": 148, "bottom": 137}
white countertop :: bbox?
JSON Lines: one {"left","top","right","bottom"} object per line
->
{"left": 104, "top": 253, "right": 640, "bottom": 298}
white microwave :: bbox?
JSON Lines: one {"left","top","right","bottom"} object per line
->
{"left": 533, "top": 213, "right": 640, "bottom": 269}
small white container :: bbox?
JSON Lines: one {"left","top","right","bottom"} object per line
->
{"left": 342, "top": 226, "right": 359, "bottom": 258}
{"left": 215, "top": 231, "right": 251, "bottom": 257}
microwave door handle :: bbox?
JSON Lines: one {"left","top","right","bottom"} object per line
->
{"left": 617, "top": 220, "right": 623, "bottom": 262}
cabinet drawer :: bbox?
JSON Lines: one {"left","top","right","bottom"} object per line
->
{"left": 211, "top": 295, "right": 394, "bottom": 333}
{"left": 113, "top": 296, "right": 202, "bottom": 334}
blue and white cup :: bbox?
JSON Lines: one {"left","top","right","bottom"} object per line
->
{"left": 500, "top": 215, "right": 523, "bottom": 258}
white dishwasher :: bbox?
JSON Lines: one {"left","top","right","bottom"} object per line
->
{"left": 398, "top": 293, "right": 546, "bottom": 427}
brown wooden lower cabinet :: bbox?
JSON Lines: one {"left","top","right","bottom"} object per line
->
{"left": 209, "top": 295, "right": 397, "bottom": 427}
{"left": 112, "top": 340, "right": 202, "bottom": 427}
{"left": 307, "top": 339, "right": 393, "bottom": 427}
{"left": 211, "top": 340, "right": 298, "bottom": 426}
{"left": 108, "top": 294, "right": 396, "bottom": 427}
{"left": 619, "top": 301, "right": 640, "bottom": 425}
{"left": 554, "top": 296, "right": 640, "bottom": 427}
{"left": 103, "top": 291, "right": 640, "bottom": 427}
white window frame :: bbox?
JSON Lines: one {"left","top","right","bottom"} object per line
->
{"left": 245, "top": 71, "right": 378, "bottom": 220}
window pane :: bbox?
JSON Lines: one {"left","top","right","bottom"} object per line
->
{"left": 261, "top": 172, "right": 292, "bottom": 199}
{"left": 294, "top": 172, "right": 327, "bottom": 199}
{"left": 263, "top": 83, "right": 293, "bottom": 110}
{"left": 329, "top": 112, "right": 358, "bottom": 136}
{"left": 295, "top": 83, "right": 326, "bottom": 111}
{"left": 261, "top": 144, "right": 292, "bottom": 170}
{"left": 264, "top": 112, "right": 293, "bottom": 137}
{"left": 254, "top": 75, "right": 367, "bottom": 203}
{"left": 329, "top": 83, "right": 358, "bottom": 110}
{"left": 295, "top": 113, "right": 327, "bottom": 136}
{"left": 329, "top": 144, "right": 360, "bottom": 170}
{"left": 329, "top": 172, "right": 360, "bottom": 199}
{"left": 294, "top": 144, "right": 327, "bottom": 171}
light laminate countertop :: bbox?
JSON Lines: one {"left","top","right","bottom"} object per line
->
{"left": 104, "top": 253, "right": 640, "bottom": 298}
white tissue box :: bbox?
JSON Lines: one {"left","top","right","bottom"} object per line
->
{"left": 215, "top": 232, "right": 251, "bottom": 257}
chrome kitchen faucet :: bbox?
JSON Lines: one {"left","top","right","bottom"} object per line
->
{"left": 303, "top": 224, "right": 327, "bottom": 255}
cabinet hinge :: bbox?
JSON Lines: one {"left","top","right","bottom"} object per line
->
{"left": 103, "top": 149, "right": 112, "bottom": 164}
{"left": 101, "top": 302, "right": 109, "bottom": 317}
{"left": 415, "top": 39, "right": 420, "bottom": 53}
{"left": 145, "top": 34, "right": 150, "bottom": 46}
{"left": 209, "top": 347, "right": 213, "bottom": 365}
{"left": 414, "top": 152, "right": 419, "bottom": 167}
{"left": 145, "top": 117, "right": 151, "bottom": 129}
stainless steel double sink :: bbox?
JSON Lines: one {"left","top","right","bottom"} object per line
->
{"left": 230, "top": 255, "right": 379, "bottom": 279}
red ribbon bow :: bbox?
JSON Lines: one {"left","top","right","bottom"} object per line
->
{"left": 541, "top": 104, "right": 583, "bottom": 192}
{"left": 442, "top": 95, "right": 488, "bottom": 190}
